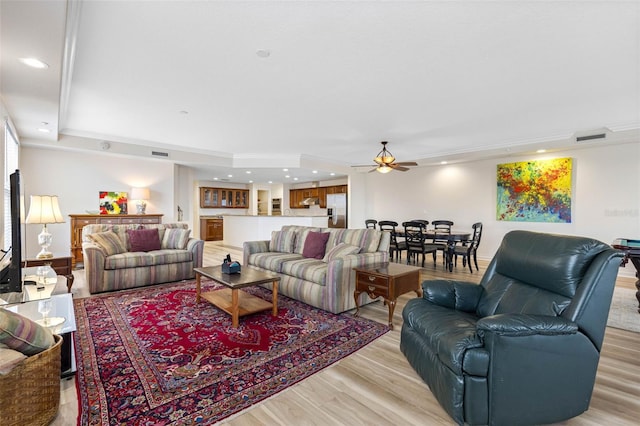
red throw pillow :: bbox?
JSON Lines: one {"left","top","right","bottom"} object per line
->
{"left": 126, "top": 228, "right": 161, "bottom": 252}
{"left": 302, "top": 231, "right": 330, "bottom": 259}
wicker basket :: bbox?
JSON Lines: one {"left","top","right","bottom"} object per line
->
{"left": 0, "top": 334, "right": 62, "bottom": 426}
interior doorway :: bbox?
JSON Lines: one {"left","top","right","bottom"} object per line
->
{"left": 257, "top": 190, "right": 269, "bottom": 215}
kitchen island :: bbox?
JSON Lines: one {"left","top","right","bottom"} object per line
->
{"left": 223, "top": 215, "right": 328, "bottom": 248}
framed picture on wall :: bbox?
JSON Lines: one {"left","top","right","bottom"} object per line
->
{"left": 496, "top": 157, "right": 572, "bottom": 223}
{"left": 99, "top": 191, "right": 128, "bottom": 215}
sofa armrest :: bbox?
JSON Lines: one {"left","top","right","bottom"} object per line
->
{"left": 186, "top": 238, "right": 204, "bottom": 268}
{"left": 477, "top": 314, "right": 578, "bottom": 337}
{"left": 423, "top": 280, "right": 483, "bottom": 312}
{"left": 243, "top": 240, "right": 270, "bottom": 266}
{"left": 83, "top": 243, "right": 106, "bottom": 293}
{"left": 324, "top": 251, "right": 389, "bottom": 313}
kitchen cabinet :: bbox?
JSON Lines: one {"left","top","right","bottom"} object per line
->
{"left": 69, "top": 214, "right": 163, "bottom": 269}
{"left": 327, "top": 185, "right": 347, "bottom": 194}
{"left": 290, "top": 189, "right": 304, "bottom": 208}
{"left": 318, "top": 187, "right": 327, "bottom": 208}
{"left": 200, "top": 218, "right": 223, "bottom": 241}
{"left": 290, "top": 185, "right": 347, "bottom": 208}
{"left": 200, "top": 187, "right": 249, "bottom": 209}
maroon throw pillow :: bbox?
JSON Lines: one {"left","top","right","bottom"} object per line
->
{"left": 126, "top": 228, "right": 161, "bottom": 252}
{"left": 302, "top": 231, "right": 330, "bottom": 259}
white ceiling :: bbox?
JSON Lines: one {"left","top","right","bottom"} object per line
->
{"left": 1, "top": 0, "right": 639, "bottom": 185}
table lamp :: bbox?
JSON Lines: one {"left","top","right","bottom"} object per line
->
{"left": 25, "top": 195, "right": 65, "bottom": 259}
{"left": 131, "top": 187, "right": 150, "bottom": 214}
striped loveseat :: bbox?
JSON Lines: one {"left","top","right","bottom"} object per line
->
{"left": 243, "top": 225, "right": 390, "bottom": 314}
{"left": 82, "top": 223, "right": 204, "bottom": 293}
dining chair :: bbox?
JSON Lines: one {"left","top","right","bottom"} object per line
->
{"left": 365, "top": 219, "right": 377, "bottom": 229}
{"left": 454, "top": 222, "right": 483, "bottom": 272}
{"left": 378, "top": 220, "right": 407, "bottom": 262}
{"left": 402, "top": 221, "right": 439, "bottom": 267}
{"left": 431, "top": 220, "right": 454, "bottom": 265}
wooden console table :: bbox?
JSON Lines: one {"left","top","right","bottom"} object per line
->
{"left": 612, "top": 238, "right": 640, "bottom": 313}
{"left": 69, "top": 214, "right": 163, "bottom": 269}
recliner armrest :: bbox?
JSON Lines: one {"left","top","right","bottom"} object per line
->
{"left": 477, "top": 314, "right": 578, "bottom": 337}
{"left": 423, "top": 279, "right": 483, "bottom": 312}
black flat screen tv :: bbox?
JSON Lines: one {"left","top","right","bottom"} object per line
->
{"left": 0, "top": 170, "right": 23, "bottom": 297}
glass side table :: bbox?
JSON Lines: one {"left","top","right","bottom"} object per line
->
{"left": 4, "top": 293, "right": 77, "bottom": 377}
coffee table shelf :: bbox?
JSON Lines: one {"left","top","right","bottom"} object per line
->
{"left": 200, "top": 288, "right": 273, "bottom": 318}
{"left": 195, "top": 266, "right": 281, "bottom": 328}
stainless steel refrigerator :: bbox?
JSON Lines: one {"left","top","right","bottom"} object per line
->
{"left": 326, "top": 193, "right": 347, "bottom": 228}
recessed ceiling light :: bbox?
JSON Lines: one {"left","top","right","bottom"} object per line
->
{"left": 213, "top": 177, "right": 219, "bottom": 180}
{"left": 312, "top": 170, "right": 318, "bottom": 174}
{"left": 227, "top": 174, "right": 233, "bottom": 178}
{"left": 256, "top": 49, "right": 271, "bottom": 58}
{"left": 537, "top": 149, "right": 546, "bottom": 153}
{"left": 440, "top": 161, "right": 448, "bottom": 165}
{"left": 245, "top": 171, "right": 251, "bottom": 174}
{"left": 268, "top": 181, "right": 273, "bottom": 184}
{"left": 285, "top": 175, "right": 290, "bottom": 178}
{"left": 293, "top": 178, "right": 298, "bottom": 181}
{"left": 330, "top": 173, "right": 335, "bottom": 176}
{"left": 249, "top": 180, "right": 253, "bottom": 183}
{"left": 283, "top": 168, "right": 288, "bottom": 172}
{"left": 19, "top": 57, "right": 49, "bottom": 69}
{"left": 38, "top": 128, "right": 50, "bottom": 133}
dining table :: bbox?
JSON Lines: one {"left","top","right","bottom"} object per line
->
{"left": 424, "top": 230, "right": 471, "bottom": 272}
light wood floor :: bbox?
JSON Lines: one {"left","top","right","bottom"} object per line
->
{"left": 53, "top": 242, "right": 640, "bottom": 425}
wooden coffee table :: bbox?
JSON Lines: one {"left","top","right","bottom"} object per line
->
{"left": 194, "top": 266, "right": 281, "bottom": 328}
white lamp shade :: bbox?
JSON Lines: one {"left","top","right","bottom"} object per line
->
{"left": 25, "top": 195, "right": 65, "bottom": 224}
{"left": 131, "top": 187, "right": 150, "bottom": 201}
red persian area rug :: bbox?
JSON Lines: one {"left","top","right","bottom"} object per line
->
{"left": 73, "top": 279, "right": 388, "bottom": 425}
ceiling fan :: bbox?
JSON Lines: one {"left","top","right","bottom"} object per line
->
{"left": 354, "top": 141, "right": 418, "bottom": 173}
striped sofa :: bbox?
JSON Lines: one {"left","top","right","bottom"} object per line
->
{"left": 243, "top": 225, "right": 390, "bottom": 314}
{"left": 82, "top": 223, "right": 204, "bottom": 294}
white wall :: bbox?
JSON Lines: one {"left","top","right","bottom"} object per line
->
{"left": 351, "top": 142, "right": 640, "bottom": 277}
{"left": 17, "top": 140, "right": 640, "bottom": 279}
{"left": 20, "top": 146, "right": 177, "bottom": 258}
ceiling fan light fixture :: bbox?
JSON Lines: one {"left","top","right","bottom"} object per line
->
{"left": 373, "top": 141, "right": 395, "bottom": 165}
{"left": 376, "top": 164, "right": 393, "bottom": 174}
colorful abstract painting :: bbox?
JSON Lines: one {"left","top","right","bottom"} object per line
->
{"left": 99, "top": 191, "right": 128, "bottom": 215}
{"left": 497, "top": 158, "right": 572, "bottom": 222}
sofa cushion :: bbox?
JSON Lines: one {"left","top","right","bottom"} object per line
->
{"left": 322, "top": 242, "right": 361, "bottom": 262}
{"left": 161, "top": 228, "right": 191, "bottom": 249}
{"left": 291, "top": 227, "right": 322, "bottom": 254}
{"left": 302, "top": 231, "right": 330, "bottom": 259}
{"left": 280, "top": 258, "right": 328, "bottom": 286}
{"left": 0, "top": 309, "right": 55, "bottom": 356}
{"left": 269, "top": 229, "right": 297, "bottom": 253}
{"left": 249, "top": 252, "right": 303, "bottom": 272}
{"left": 340, "top": 228, "right": 383, "bottom": 253}
{"left": 87, "top": 231, "right": 127, "bottom": 255}
{"left": 104, "top": 249, "right": 193, "bottom": 269}
{"left": 127, "top": 228, "right": 161, "bottom": 252}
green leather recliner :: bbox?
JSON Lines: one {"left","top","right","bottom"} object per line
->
{"left": 400, "top": 230, "right": 623, "bottom": 426}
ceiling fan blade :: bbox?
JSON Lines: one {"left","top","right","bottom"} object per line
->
{"left": 352, "top": 164, "right": 377, "bottom": 168}
{"left": 393, "top": 161, "right": 418, "bottom": 166}
{"left": 368, "top": 168, "right": 377, "bottom": 173}
{"left": 392, "top": 165, "right": 410, "bottom": 171}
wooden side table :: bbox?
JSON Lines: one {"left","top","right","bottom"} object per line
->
{"left": 354, "top": 263, "right": 422, "bottom": 329}
{"left": 22, "top": 255, "right": 74, "bottom": 293}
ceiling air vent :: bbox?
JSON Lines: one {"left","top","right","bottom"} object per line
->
{"left": 576, "top": 133, "right": 606, "bottom": 142}
{"left": 151, "top": 151, "right": 169, "bottom": 157}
